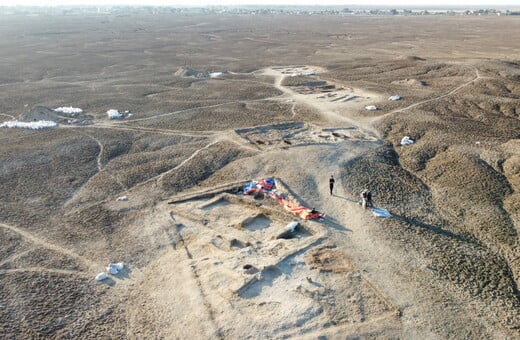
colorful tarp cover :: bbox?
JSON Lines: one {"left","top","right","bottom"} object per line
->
{"left": 243, "top": 178, "right": 323, "bottom": 221}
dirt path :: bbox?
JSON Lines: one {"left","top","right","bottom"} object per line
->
{"left": 80, "top": 132, "right": 104, "bottom": 172}
{"left": 63, "top": 122, "right": 216, "bottom": 139}
{"left": 115, "top": 99, "right": 266, "bottom": 124}
{"left": 0, "top": 222, "right": 98, "bottom": 273}
{"left": 260, "top": 67, "right": 382, "bottom": 138}
{"left": 125, "top": 66, "right": 444, "bottom": 337}
{"left": 219, "top": 65, "right": 499, "bottom": 337}
{"left": 376, "top": 66, "right": 485, "bottom": 121}
{"left": 0, "top": 268, "right": 87, "bottom": 276}
{"left": 0, "top": 113, "right": 15, "bottom": 119}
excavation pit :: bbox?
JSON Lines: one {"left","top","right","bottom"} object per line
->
{"left": 242, "top": 214, "right": 272, "bottom": 232}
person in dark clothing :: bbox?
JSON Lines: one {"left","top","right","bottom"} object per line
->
{"left": 366, "top": 190, "right": 373, "bottom": 208}
{"left": 329, "top": 175, "right": 335, "bottom": 195}
{"left": 360, "top": 189, "right": 373, "bottom": 209}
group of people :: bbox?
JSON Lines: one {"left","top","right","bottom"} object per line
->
{"left": 328, "top": 175, "right": 373, "bottom": 209}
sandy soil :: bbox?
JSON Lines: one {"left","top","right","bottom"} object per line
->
{"left": 1, "top": 12, "right": 519, "bottom": 339}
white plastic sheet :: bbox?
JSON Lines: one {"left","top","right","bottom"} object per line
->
{"left": 371, "top": 208, "right": 392, "bottom": 218}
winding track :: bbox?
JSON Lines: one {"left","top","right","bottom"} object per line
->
{"left": 80, "top": 132, "right": 104, "bottom": 172}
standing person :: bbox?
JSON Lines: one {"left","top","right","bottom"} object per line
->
{"left": 360, "top": 190, "right": 368, "bottom": 209}
{"left": 366, "top": 190, "right": 373, "bottom": 208}
{"left": 329, "top": 175, "right": 335, "bottom": 195}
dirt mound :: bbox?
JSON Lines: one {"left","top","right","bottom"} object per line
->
{"left": 305, "top": 246, "right": 356, "bottom": 273}
{"left": 19, "top": 106, "right": 93, "bottom": 125}
{"left": 174, "top": 67, "right": 201, "bottom": 77}
{"left": 174, "top": 67, "right": 227, "bottom": 78}
{"left": 391, "top": 78, "right": 428, "bottom": 87}
{"left": 19, "top": 106, "right": 60, "bottom": 122}
{"left": 340, "top": 144, "right": 436, "bottom": 220}
{"left": 20, "top": 106, "right": 93, "bottom": 125}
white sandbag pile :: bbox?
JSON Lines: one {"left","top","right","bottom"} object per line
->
{"left": 1, "top": 120, "right": 58, "bottom": 130}
{"left": 54, "top": 106, "right": 83, "bottom": 114}
{"left": 401, "top": 136, "right": 414, "bottom": 145}
{"left": 285, "top": 221, "right": 299, "bottom": 232}
{"left": 95, "top": 262, "right": 125, "bottom": 281}
{"left": 209, "top": 72, "right": 224, "bottom": 78}
{"left": 107, "top": 262, "right": 124, "bottom": 275}
{"left": 107, "top": 109, "right": 123, "bottom": 119}
{"left": 95, "top": 272, "right": 108, "bottom": 281}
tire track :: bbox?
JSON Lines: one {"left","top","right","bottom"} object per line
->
{"left": 0, "top": 267, "right": 87, "bottom": 276}
{"left": 0, "top": 223, "right": 98, "bottom": 272}
{"left": 79, "top": 139, "right": 221, "bottom": 202}
{"left": 139, "top": 139, "right": 219, "bottom": 189}
{"left": 0, "top": 129, "right": 57, "bottom": 142}
{"left": 376, "top": 67, "right": 485, "bottom": 120}
{"left": 63, "top": 131, "right": 127, "bottom": 207}
{"left": 0, "top": 248, "right": 33, "bottom": 268}
{"left": 137, "top": 139, "right": 220, "bottom": 190}
{"left": 109, "top": 97, "right": 272, "bottom": 125}
{"left": 88, "top": 124, "right": 215, "bottom": 138}
{"left": 0, "top": 113, "right": 16, "bottom": 119}
{"left": 168, "top": 214, "right": 223, "bottom": 338}
{"left": 80, "top": 132, "right": 104, "bottom": 172}
{"left": 114, "top": 101, "right": 241, "bottom": 124}
{"left": 63, "top": 123, "right": 214, "bottom": 138}
{"left": 63, "top": 138, "right": 224, "bottom": 216}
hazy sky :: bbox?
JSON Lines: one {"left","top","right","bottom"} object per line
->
{"left": 1, "top": 0, "right": 518, "bottom": 6}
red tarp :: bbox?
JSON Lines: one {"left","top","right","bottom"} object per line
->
{"left": 243, "top": 178, "right": 323, "bottom": 221}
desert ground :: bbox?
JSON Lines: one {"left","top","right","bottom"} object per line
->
{"left": 0, "top": 11, "right": 519, "bottom": 339}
